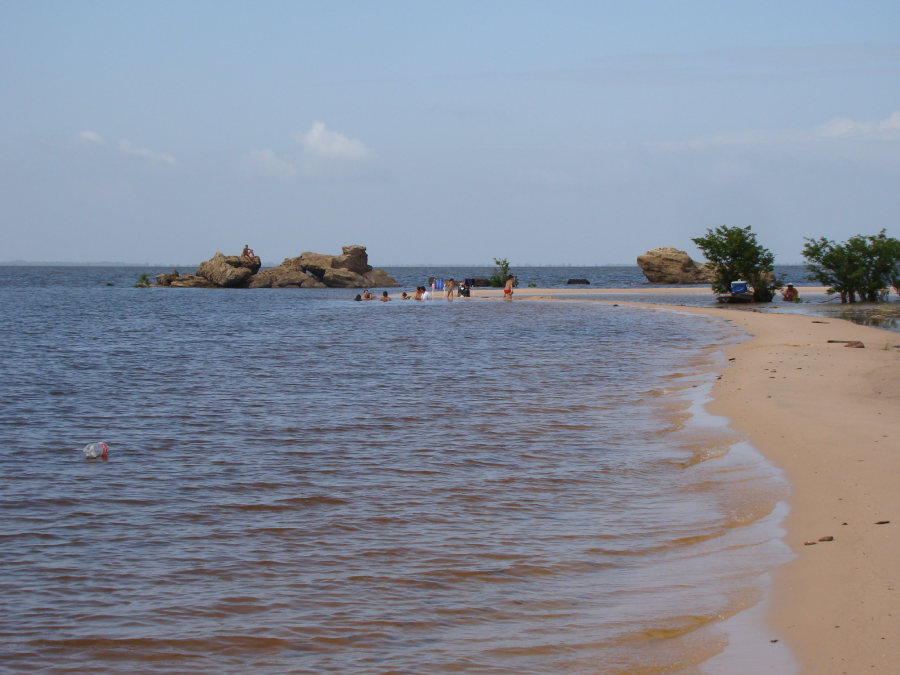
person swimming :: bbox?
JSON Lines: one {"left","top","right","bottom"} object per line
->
{"left": 379, "top": 291, "right": 391, "bottom": 302}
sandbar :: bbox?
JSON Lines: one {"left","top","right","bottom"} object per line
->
{"left": 632, "top": 303, "right": 900, "bottom": 674}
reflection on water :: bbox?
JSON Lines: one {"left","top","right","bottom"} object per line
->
{"left": 0, "top": 274, "right": 789, "bottom": 674}
{"left": 839, "top": 309, "right": 900, "bottom": 331}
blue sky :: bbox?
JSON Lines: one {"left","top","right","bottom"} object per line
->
{"left": 1, "top": 1, "right": 899, "bottom": 264}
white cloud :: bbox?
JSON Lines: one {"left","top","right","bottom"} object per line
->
{"left": 116, "top": 139, "right": 176, "bottom": 164}
{"left": 245, "top": 148, "right": 298, "bottom": 179}
{"left": 651, "top": 109, "right": 900, "bottom": 151}
{"left": 814, "top": 110, "right": 900, "bottom": 139}
{"left": 79, "top": 130, "right": 104, "bottom": 144}
{"left": 73, "top": 131, "right": 176, "bottom": 164}
{"left": 293, "top": 122, "right": 373, "bottom": 160}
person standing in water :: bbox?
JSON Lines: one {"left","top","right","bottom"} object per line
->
{"left": 781, "top": 284, "right": 799, "bottom": 302}
{"left": 503, "top": 275, "right": 515, "bottom": 301}
{"left": 379, "top": 291, "right": 391, "bottom": 302}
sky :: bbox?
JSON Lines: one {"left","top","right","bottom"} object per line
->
{"left": 1, "top": 1, "right": 899, "bottom": 265}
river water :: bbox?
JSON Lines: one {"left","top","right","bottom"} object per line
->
{"left": 0, "top": 268, "right": 791, "bottom": 674}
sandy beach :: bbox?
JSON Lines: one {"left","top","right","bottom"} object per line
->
{"left": 679, "top": 305, "right": 900, "bottom": 674}
{"left": 589, "top": 296, "right": 900, "bottom": 673}
{"left": 458, "top": 287, "right": 900, "bottom": 672}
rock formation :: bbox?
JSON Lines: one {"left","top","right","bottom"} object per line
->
{"left": 297, "top": 245, "right": 398, "bottom": 288}
{"left": 196, "top": 253, "right": 261, "bottom": 287}
{"left": 249, "top": 258, "right": 326, "bottom": 288}
{"left": 169, "top": 274, "right": 218, "bottom": 288}
{"left": 155, "top": 270, "right": 180, "bottom": 286}
{"left": 160, "top": 245, "right": 396, "bottom": 289}
{"left": 155, "top": 269, "right": 217, "bottom": 288}
{"left": 636, "top": 247, "right": 712, "bottom": 284}
{"left": 332, "top": 245, "right": 371, "bottom": 275}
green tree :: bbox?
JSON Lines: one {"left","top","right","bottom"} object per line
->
{"left": 803, "top": 230, "right": 900, "bottom": 303}
{"left": 134, "top": 273, "right": 151, "bottom": 288}
{"left": 691, "top": 225, "right": 781, "bottom": 302}
{"left": 489, "top": 258, "right": 517, "bottom": 287}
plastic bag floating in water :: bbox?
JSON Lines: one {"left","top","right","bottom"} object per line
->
{"left": 83, "top": 443, "right": 108, "bottom": 459}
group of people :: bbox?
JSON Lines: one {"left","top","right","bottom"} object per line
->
{"left": 356, "top": 287, "right": 436, "bottom": 302}
{"left": 355, "top": 277, "right": 517, "bottom": 302}
{"left": 358, "top": 290, "right": 392, "bottom": 302}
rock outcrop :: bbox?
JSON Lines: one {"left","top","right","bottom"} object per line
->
{"left": 156, "top": 269, "right": 181, "bottom": 286}
{"left": 298, "top": 245, "right": 398, "bottom": 288}
{"left": 196, "top": 253, "right": 261, "bottom": 287}
{"left": 162, "top": 245, "right": 396, "bottom": 289}
{"left": 636, "top": 247, "right": 712, "bottom": 284}
{"left": 332, "top": 245, "right": 371, "bottom": 275}
{"left": 249, "top": 258, "right": 327, "bottom": 288}
{"left": 168, "top": 274, "right": 218, "bottom": 288}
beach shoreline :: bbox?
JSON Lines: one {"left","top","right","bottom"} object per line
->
{"left": 617, "top": 302, "right": 900, "bottom": 674}
{"left": 456, "top": 287, "right": 899, "bottom": 672}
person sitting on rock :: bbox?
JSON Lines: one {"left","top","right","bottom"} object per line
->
{"left": 361, "top": 289, "right": 375, "bottom": 300}
{"left": 781, "top": 284, "right": 799, "bottom": 302}
{"left": 241, "top": 245, "right": 252, "bottom": 260}
{"left": 379, "top": 291, "right": 391, "bottom": 302}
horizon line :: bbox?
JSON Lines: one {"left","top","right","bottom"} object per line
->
{"left": 1, "top": 260, "right": 810, "bottom": 267}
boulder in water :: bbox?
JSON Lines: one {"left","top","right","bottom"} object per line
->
{"left": 298, "top": 246, "right": 398, "bottom": 288}
{"left": 636, "top": 247, "right": 712, "bottom": 284}
{"left": 196, "top": 252, "right": 261, "bottom": 287}
{"left": 156, "top": 269, "right": 180, "bottom": 286}
{"left": 168, "top": 274, "right": 218, "bottom": 288}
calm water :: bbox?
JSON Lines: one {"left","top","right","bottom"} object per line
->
{"left": 0, "top": 269, "right": 790, "bottom": 674}
{"left": 0, "top": 264, "right": 812, "bottom": 290}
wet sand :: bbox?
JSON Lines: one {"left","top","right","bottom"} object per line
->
{"left": 628, "top": 303, "right": 900, "bottom": 674}
{"left": 394, "top": 286, "right": 899, "bottom": 671}
{"left": 464, "top": 288, "right": 899, "bottom": 672}
{"left": 467, "top": 286, "right": 828, "bottom": 297}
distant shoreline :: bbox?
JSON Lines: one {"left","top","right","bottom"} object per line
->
{"left": 0, "top": 262, "right": 811, "bottom": 268}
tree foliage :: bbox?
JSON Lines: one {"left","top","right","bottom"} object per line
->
{"left": 489, "top": 258, "right": 517, "bottom": 287}
{"left": 690, "top": 225, "right": 781, "bottom": 302}
{"left": 802, "top": 230, "right": 900, "bottom": 303}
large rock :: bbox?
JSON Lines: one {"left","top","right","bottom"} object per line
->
{"left": 249, "top": 267, "right": 308, "bottom": 288}
{"left": 637, "top": 247, "right": 712, "bottom": 284}
{"left": 333, "top": 245, "right": 372, "bottom": 275}
{"left": 362, "top": 269, "right": 400, "bottom": 288}
{"left": 196, "top": 252, "right": 261, "bottom": 287}
{"left": 156, "top": 269, "right": 180, "bottom": 286}
{"left": 300, "top": 276, "right": 327, "bottom": 288}
{"left": 297, "top": 246, "right": 398, "bottom": 288}
{"left": 298, "top": 252, "right": 336, "bottom": 277}
{"left": 168, "top": 274, "right": 218, "bottom": 288}
{"left": 323, "top": 268, "right": 368, "bottom": 287}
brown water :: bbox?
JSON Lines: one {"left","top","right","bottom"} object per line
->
{"left": 0, "top": 276, "right": 790, "bottom": 674}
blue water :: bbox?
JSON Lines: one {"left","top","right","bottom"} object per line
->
{"left": 0, "top": 269, "right": 790, "bottom": 674}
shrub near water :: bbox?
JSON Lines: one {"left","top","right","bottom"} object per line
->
{"left": 803, "top": 230, "right": 900, "bottom": 303}
{"left": 691, "top": 225, "right": 781, "bottom": 302}
{"left": 489, "top": 258, "right": 518, "bottom": 287}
